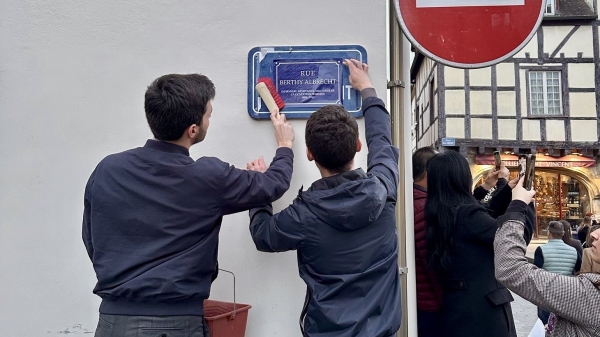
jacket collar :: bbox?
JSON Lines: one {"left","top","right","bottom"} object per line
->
{"left": 308, "top": 168, "right": 367, "bottom": 191}
{"left": 144, "top": 139, "right": 190, "bottom": 156}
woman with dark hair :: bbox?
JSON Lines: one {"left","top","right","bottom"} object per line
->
{"left": 578, "top": 216, "right": 593, "bottom": 247}
{"left": 560, "top": 219, "right": 583, "bottom": 257}
{"left": 425, "top": 150, "right": 534, "bottom": 337}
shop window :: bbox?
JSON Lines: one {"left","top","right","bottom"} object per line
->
{"left": 528, "top": 71, "right": 562, "bottom": 116}
{"left": 478, "top": 169, "right": 590, "bottom": 238}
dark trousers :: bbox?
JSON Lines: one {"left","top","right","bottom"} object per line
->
{"left": 417, "top": 310, "right": 443, "bottom": 337}
{"left": 94, "top": 314, "right": 210, "bottom": 337}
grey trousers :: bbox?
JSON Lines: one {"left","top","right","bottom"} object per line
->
{"left": 94, "top": 314, "right": 210, "bottom": 337}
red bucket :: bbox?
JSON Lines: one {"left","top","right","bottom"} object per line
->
{"left": 204, "top": 299, "right": 252, "bottom": 337}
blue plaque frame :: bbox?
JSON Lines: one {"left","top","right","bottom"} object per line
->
{"left": 247, "top": 45, "right": 367, "bottom": 119}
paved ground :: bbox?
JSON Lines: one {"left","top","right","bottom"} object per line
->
{"left": 511, "top": 291, "right": 538, "bottom": 337}
{"left": 512, "top": 239, "right": 546, "bottom": 337}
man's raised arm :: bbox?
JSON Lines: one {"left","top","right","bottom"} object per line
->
{"left": 345, "top": 59, "right": 399, "bottom": 197}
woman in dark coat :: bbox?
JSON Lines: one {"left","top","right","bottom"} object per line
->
{"left": 425, "top": 151, "right": 535, "bottom": 337}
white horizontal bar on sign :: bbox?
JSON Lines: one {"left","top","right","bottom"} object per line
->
{"left": 416, "top": 0, "right": 524, "bottom": 7}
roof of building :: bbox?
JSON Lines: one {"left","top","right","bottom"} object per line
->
{"left": 548, "top": 0, "right": 597, "bottom": 20}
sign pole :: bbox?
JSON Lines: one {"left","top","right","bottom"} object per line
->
{"left": 389, "top": 1, "right": 417, "bottom": 336}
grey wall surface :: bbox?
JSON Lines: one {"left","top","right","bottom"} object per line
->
{"left": 0, "top": 1, "right": 387, "bottom": 336}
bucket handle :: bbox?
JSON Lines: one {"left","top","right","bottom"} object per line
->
{"left": 218, "top": 268, "right": 237, "bottom": 319}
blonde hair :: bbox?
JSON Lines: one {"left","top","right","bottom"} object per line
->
{"left": 579, "top": 216, "right": 592, "bottom": 230}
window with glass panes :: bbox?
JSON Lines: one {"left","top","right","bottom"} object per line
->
{"left": 545, "top": 0, "right": 555, "bottom": 15}
{"left": 529, "top": 71, "right": 562, "bottom": 115}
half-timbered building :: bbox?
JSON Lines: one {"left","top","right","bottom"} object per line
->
{"left": 411, "top": 0, "right": 600, "bottom": 237}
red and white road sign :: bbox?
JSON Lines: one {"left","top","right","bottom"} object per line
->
{"left": 395, "top": 0, "right": 546, "bottom": 68}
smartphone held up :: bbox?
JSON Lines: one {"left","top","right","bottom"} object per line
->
{"left": 518, "top": 154, "right": 536, "bottom": 191}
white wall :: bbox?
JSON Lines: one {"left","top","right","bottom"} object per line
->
{"left": 0, "top": 1, "right": 387, "bottom": 336}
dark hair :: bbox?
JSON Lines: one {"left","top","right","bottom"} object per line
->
{"left": 560, "top": 220, "right": 573, "bottom": 243}
{"left": 413, "top": 146, "right": 437, "bottom": 181}
{"left": 305, "top": 105, "right": 359, "bottom": 173}
{"left": 548, "top": 221, "right": 565, "bottom": 237}
{"left": 425, "top": 150, "right": 477, "bottom": 273}
{"left": 144, "top": 74, "right": 215, "bottom": 141}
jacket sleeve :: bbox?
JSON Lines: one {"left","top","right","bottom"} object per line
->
{"left": 82, "top": 171, "right": 95, "bottom": 260}
{"left": 533, "top": 247, "right": 544, "bottom": 268}
{"left": 362, "top": 91, "right": 400, "bottom": 200}
{"left": 494, "top": 217, "right": 600, "bottom": 329}
{"left": 248, "top": 201, "right": 305, "bottom": 252}
{"left": 473, "top": 185, "right": 489, "bottom": 201}
{"left": 486, "top": 179, "right": 511, "bottom": 217}
{"left": 574, "top": 252, "right": 582, "bottom": 274}
{"left": 221, "top": 148, "right": 294, "bottom": 215}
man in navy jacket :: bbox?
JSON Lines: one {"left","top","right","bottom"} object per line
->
{"left": 83, "top": 74, "right": 295, "bottom": 336}
{"left": 248, "top": 60, "right": 401, "bottom": 337}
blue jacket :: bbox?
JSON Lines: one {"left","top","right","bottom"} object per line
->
{"left": 83, "top": 140, "right": 293, "bottom": 316}
{"left": 249, "top": 95, "right": 401, "bottom": 337}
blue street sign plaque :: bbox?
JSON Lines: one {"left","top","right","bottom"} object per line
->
{"left": 275, "top": 60, "right": 341, "bottom": 106}
{"left": 441, "top": 137, "right": 456, "bottom": 146}
{"left": 248, "top": 45, "right": 367, "bottom": 119}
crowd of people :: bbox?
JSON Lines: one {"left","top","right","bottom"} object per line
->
{"left": 81, "top": 58, "right": 599, "bottom": 337}
{"left": 413, "top": 148, "right": 600, "bottom": 336}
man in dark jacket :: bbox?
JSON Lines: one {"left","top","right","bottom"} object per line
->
{"left": 248, "top": 59, "right": 401, "bottom": 337}
{"left": 412, "top": 146, "right": 443, "bottom": 337}
{"left": 83, "top": 74, "right": 295, "bottom": 337}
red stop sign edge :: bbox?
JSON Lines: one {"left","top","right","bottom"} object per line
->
{"left": 394, "top": 0, "right": 546, "bottom": 69}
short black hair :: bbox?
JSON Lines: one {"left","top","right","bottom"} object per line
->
{"left": 305, "top": 105, "right": 359, "bottom": 173}
{"left": 144, "top": 74, "right": 215, "bottom": 141}
{"left": 412, "top": 146, "right": 437, "bottom": 181}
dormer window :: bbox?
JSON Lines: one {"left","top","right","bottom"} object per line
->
{"left": 545, "top": 0, "right": 556, "bottom": 15}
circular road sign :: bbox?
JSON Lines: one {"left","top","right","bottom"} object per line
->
{"left": 395, "top": 0, "right": 546, "bottom": 68}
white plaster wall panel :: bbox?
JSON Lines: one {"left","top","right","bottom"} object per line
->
{"left": 470, "top": 91, "right": 493, "bottom": 115}
{"left": 445, "top": 90, "right": 466, "bottom": 115}
{"left": 444, "top": 66, "right": 465, "bottom": 87}
{"left": 543, "top": 26, "right": 573, "bottom": 57}
{"left": 496, "top": 63, "right": 516, "bottom": 87}
{"left": 498, "top": 119, "right": 517, "bottom": 140}
{"left": 514, "top": 32, "right": 538, "bottom": 58}
{"left": 546, "top": 120, "right": 566, "bottom": 141}
{"left": 470, "top": 118, "right": 493, "bottom": 139}
{"left": 522, "top": 119, "right": 542, "bottom": 141}
{"left": 571, "top": 120, "right": 599, "bottom": 141}
{"left": 0, "top": 1, "right": 386, "bottom": 337}
{"left": 544, "top": 26, "right": 594, "bottom": 58}
{"left": 569, "top": 93, "right": 597, "bottom": 117}
{"left": 568, "top": 63, "right": 596, "bottom": 88}
{"left": 497, "top": 91, "right": 517, "bottom": 116}
{"left": 561, "top": 26, "right": 594, "bottom": 58}
{"left": 446, "top": 118, "right": 465, "bottom": 138}
{"left": 469, "top": 67, "right": 492, "bottom": 87}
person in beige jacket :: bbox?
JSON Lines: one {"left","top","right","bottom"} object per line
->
{"left": 581, "top": 226, "right": 600, "bottom": 274}
{"left": 494, "top": 178, "right": 600, "bottom": 336}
